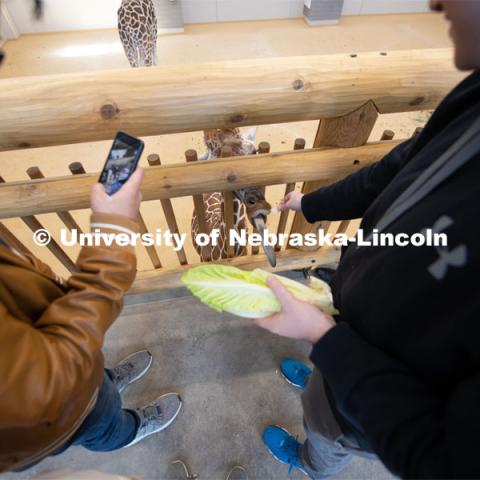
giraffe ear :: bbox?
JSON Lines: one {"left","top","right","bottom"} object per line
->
{"left": 243, "top": 127, "right": 258, "bottom": 144}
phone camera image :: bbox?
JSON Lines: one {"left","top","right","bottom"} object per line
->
{"left": 100, "top": 133, "right": 143, "bottom": 196}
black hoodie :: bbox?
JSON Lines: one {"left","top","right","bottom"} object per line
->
{"left": 301, "top": 69, "right": 480, "bottom": 479}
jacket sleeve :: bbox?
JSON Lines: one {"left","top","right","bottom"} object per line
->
{"left": 0, "top": 213, "right": 138, "bottom": 424}
{"left": 301, "top": 138, "right": 415, "bottom": 223}
{"left": 311, "top": 323, "right": 480, "bottom": 479}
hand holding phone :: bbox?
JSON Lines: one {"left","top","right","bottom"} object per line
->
{"left": 99, "top": 132, "right": 145, "bottom": 196}
{"left": 91, "top": 168, "right": 144, "bottom": 221}
{"left": 92, "top": 132, "right": 145, "bottom": 221}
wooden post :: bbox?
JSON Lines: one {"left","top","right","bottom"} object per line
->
{"left": 381, "top": 129, "right": 395, "bottom": 141}
{"left": 185, "top": 149, "right": 211, "bottom": 262}
{"left": 221, "top": 146, "right": 235, "bottom": 258}
{"left": 69, "top": 162, "right": 86, "bottom": 176}
{"left": 148, "top": 154, "right": 187, "bottom": 266}
{"left": 275, "top": 138, "right": 305, "bottom": 252}
{"left": 289, "top": 100, "right": 379, "bottom": 250}
{"left": 251, "top": 141, "right": 270, "bottom": 255}
{"left": 68, "top": 162, "right": 162, "bottom": 269}
{"left": 0, "top": 176, "right": 77, "bottom": 272}
{"left": 0, "top": 222, "right": 33, "bottom": 256}
{"left": 27, "top": 166, "right": 83, "bottom": 234}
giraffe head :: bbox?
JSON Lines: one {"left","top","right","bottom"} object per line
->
{"left": 203, "top": 127, "right": 276, "bottom": 267}
{"left": 203, "top": 127, "right": 257, "bottom": 158}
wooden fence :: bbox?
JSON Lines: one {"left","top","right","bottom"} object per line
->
{"left": 0, "top": 49, "right": 463, "bottom": 295}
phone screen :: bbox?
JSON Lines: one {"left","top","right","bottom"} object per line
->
{"left": 99, "top": 132, "right": 144, "bottom": 196}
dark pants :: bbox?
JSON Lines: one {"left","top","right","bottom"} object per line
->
{"left": 299, "top": 368, "right": 376, "bottom": 479}
{"left": 55, "top": 371, "right": 139, "bottom": 454}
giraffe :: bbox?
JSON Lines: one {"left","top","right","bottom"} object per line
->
{"left": 191, "top": 128, "right": 277, "bottom": 267}
{"left": 118, "top": 0, "right": 158, "bottom": 68}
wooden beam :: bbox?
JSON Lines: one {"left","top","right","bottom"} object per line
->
{"left": 0, "top": 49, "right": 462, "bottom": 151}
{"left": 0, "top": 142, "right": 400, "bottom": 219}
{"left": 128, "top": 246, "right": 340, "bottom": 296}
{"left": 0, "top": 175, "right": 77, "bottom": 271}
{"left": 26, "top": 166, "right": 84, "bottom": 234}
{"left": 289, "top": 101, "right": 379, "bottom": 250}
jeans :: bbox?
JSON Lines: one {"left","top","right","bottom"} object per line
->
{"left": 299, "top": 368, "right": 376, "bottom": 479}
{"left": 54, "top": 371, "right": 139, "bottom": 454}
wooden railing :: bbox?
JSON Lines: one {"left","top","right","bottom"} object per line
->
{"left": 0, "top": 49, "right": 462, "bottom": 295}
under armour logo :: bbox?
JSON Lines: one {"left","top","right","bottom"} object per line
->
{"left": 427, "top": 216, "right": 467, "bottom": 280}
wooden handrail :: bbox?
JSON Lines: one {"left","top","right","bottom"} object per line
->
{"left": 0, "top": 141, "right": 400, "bottom": 219}
{"left": 128, "top": 247, "right": 340, "bottom": 296}
{"left": 0, "top": 49, "right": 462, "bottom": 151}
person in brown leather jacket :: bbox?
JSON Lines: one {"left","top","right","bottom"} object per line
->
{"left": 0, "top": 167, "right": 182, "bottom": 472}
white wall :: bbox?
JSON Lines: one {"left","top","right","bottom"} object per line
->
{"left": 4, "top": 0, "right": 119, "bottom": 34}
{"left": 183, "top": 0, "right": 430, "bottom": 24}
{"left": 2, "top": 0, "right": 431, "bottom": 34}
{"left": 342, "top": 0, "right": 430, "bottom": 16}
{"left": 1, "top": 3, "right": 19, "bottom": 43}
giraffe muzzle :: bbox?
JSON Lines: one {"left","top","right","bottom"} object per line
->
{"left": 252, "top": 215, "right": 277, "bottom": 268}
{"left": 240, "top": 189, "right": 277, "bottom": 267}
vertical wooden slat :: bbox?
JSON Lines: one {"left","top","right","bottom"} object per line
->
{"left": 221, "top": 146, "right": 235, "bottom": 258}
{"left": 275, "top": 138, "right": 305, "bottom": 252}
{"left": 381, "top": 129, "right": 395, "bottom": 141}
{"left": 186, "top": 149, "right": 211, "bottom": 262}
{"left": 147, "top": 154, "right": 187, "bottom": 266}
{"left": 135, "top": 214, "right": 162, "bottom": 269}
{"left": 69, "top": 162, "right": 87, "bottom": 175}
{"left": 69, "top": 162, "right": 162, "bottom": 269}
{"left": 0, "top": 222, "right": 33, "bottom": 256}
{"left": 27, "top": 166, "right": 83, "bottom": 234}
{"left": 335, "top": 220, "right": 351, "bottom": 235}
{"left": 289, "top": 100, "right": 379, "bottom": 250}
{"left": 251, "top": 141, "right": 270, "bottom": 255}
{"left": 0, "top": 175, "right": 77, "bottom": 272}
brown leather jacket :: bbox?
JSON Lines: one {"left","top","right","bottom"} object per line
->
{"left": 0, "top": 213, "right": 138, "bottom": 472}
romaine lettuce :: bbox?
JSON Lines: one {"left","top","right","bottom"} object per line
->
{"left": 181, "top": 265, "right": 339, "bottom": 319}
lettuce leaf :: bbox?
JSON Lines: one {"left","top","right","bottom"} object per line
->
{"left": 181, "top": 264, "right": 339, "bottom": 319}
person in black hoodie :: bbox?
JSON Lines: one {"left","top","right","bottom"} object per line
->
{"left": 257, "top": 1, "right": 480, "bottom": 478}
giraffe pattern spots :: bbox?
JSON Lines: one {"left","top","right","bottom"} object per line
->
{"left": 118, "top": 0, "right": 158, "bottom": 68}
{"left": 191, "top": 128, "right": 262, "bottom": 262}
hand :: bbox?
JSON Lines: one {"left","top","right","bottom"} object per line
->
{"left": 256, "top": 276, "right": 336, "bottom": 343}
{"left": 277, "top": 191, "right": 304, "bottom": 212}
{"left": 91, "top": 168, "right": 144, "bottom": 221}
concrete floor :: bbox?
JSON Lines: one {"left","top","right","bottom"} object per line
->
{"left": 2, "top": 286, "right": 395, "bottom": 480}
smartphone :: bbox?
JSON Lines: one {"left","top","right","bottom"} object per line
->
{"left": 99, "top": 132, "right": 145, "bottom": 196}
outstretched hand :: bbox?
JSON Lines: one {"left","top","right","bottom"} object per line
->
{"left": 255, "top": 276, "right": 336, "bottom": 344}
{"left": 277, "top": 191, "right": 304, "bottom": 212}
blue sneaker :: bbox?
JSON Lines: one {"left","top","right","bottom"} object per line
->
{"left": 263, "top": 425, "right": 307, "bottom": 475}
{"left": 280, "top": 358, "right": 312, "bottom": 390}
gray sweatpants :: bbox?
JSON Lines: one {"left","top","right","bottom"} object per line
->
{"left": 298, "top": 368, "right": 376, "bottom": 479}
